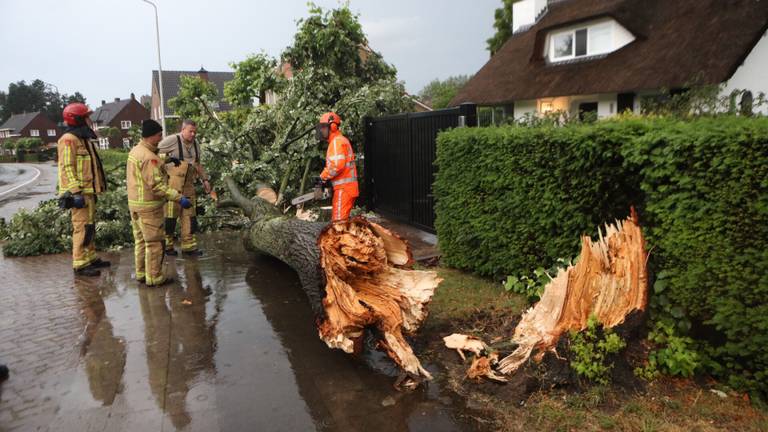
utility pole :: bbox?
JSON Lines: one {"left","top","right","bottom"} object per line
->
{"left": 141, "top": 0, "right": 166, "bottom": 137}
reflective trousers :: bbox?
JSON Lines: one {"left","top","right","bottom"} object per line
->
{"left": 331, "top": 188, "right": 357, "bottom": 221}
{"left": 71, "top": 194, "right": 97, "bottom": 270}
{"left": 165, "top": 194, "right": 197, "bottom": 252}
{"left": 130, "top": 207, "right": 166, "bottom": 286}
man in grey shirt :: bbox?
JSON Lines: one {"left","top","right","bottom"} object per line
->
{"left": 157, "top": 119, "right": 211, "bottom": 256}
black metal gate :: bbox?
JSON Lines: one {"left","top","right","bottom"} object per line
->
{"left": 363, "top": 104, "right": 476, "bottom": 232}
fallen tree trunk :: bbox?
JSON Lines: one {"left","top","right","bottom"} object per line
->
{"left": 224, "top": 177, "right": 440, "bottom": 380}
{"left": 498, "top": 210, "right": 648, "bottom": 375}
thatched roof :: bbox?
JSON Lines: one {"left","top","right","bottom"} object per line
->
{"left": 452, "top": 0, "right": 768, "bottom": 106}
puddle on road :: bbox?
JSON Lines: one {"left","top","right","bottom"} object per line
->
{"left": 53, "top": 232, "right": 478, "bottom": 431}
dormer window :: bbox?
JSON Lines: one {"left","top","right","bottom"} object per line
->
{"left": 547, "top": 19, "right": 634, "bottom": 62}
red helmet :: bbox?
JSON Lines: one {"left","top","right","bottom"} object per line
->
{"left": 319, "top": 112, "right": 341, "bottom": 131}
{"left": 63, "top": 103, "right": 93, "bottom": 126}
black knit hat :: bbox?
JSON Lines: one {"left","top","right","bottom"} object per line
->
{"left": 141, "top": 119, "right": 163, "bottom": 138}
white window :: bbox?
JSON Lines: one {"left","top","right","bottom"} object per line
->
{"left": 98, "top": 137, "right": 110, "bottom": 149}
{"left": 30, "top": 129, "right": 40, "bottom": 137}
{"left": 552, "top": 31, "right": 574, "bottom": 59}
{"left": 550, "top": 22, "right": 616, "bottom": 61}
{"left": 47, "top": 129, "right": 56, "bottom": 137}
{"left": 120, "top": 120, "right": 132, "bottom": 129}
{"left": 122, "top": 138, "right": 131, "bottom": 148}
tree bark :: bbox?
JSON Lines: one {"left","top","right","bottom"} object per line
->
{"left": 224, "top": 177, "right": 440, "bottom": 380}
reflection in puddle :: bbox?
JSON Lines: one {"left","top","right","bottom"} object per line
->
{"left": 55, "top": 233, "right": 475, "bottom": 431}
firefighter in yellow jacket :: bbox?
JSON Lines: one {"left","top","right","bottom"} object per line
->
{"left": 127, "top": 119, "right": 192, "bottom": 286}
{"left": 157, "top": 119, "right": 211, "bottom": 256}
{"left": 57, "top": 103, "right": 110, "bottom": 277}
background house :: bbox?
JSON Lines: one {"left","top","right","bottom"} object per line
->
{"left": 91, "top": 94, "right": 149, "bottom": 149}
{"left": 452, "top": 0, "right": 768, "bottom": 121}
{"left": 150, "top": 67, "right": 234, "bottom": 123}
{"left": 0, "top": 112, "right": 60, "bottom": 151}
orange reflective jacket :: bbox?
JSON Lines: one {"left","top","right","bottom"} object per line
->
{"left": 320, "top": 131, "right": 359, "bottom": 197}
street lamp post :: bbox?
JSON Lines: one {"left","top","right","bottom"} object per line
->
{"left": 141, "top": 0, "right": 166, "bottom": 137}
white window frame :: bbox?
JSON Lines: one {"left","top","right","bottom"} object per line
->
{"left": 551, "top": 30, "right": 577, "bottom": 60}
{"left": 47, "top": 129, "right": 56, "bottom": 137}
{"left": 98, "top": 137, "right": 110, "bottom": 149}
{"left": 122, "top": 138, "right": 131, "bottom": 148}
{"left": 29, "top": 129, "right": 40, "bottom": 137}
{"left": 550, "top": 22, "right": 613, "bottom": 62}
{"left": 120, "top": 120, "right": 132, "bottom": 130}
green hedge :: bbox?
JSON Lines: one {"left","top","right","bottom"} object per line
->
{"left": 434, "top": 116, "right": 768, "bottom": 397}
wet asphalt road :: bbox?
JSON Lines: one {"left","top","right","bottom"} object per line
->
{"left": 0, "top": 233, "right": 473, "bottom": 432}
{"left": 0, "top": 163, "right": 58, "bottom": 221}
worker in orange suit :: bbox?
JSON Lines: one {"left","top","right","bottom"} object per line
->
{"left": 316, "top": 112, "right": 358, "bottom": 221}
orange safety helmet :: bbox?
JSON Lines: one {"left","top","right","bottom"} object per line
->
{"left": 319, "top": 112, "right": 341, "bottom": 132}
{"left": 63, "top": 103, "right": 93, "bottom": 126}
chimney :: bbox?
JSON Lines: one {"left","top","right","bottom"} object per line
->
{"left": 114, "top": 97, "right": 120, "bottom": 102}
{"left": 101, "top": 100, "right": 106, "bottom": 106}
{"left": 512, "top": 0, "right": 548, "bottom": 33}
{"left": 198, "top": 66, "right": 209, "bottom": 81}
{"left": 130, "top": 93, "right": 136, "bottom": 100}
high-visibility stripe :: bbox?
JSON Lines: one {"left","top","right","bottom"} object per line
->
{"left": 328, "top": 154, "right": 345, "bottom": 161}
{"left": 128, "top": 199, "right": 163, "bottom": 207}
{"left": 332, "top": 177, "right": 358, "bottom": 186}
{"left": 335, "top": 189, "right": 343, "bottom": 220}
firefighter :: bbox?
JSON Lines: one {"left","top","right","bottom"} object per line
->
{"left": 57, "top": 102, "right": 110, "bottom": 277}
{"left": 316, "top": 112, "right": 359, "bottom": 221}
{"left": 157, "top": 119, "right": 211, "bottom": 256}
{"left": 127, "top": 119, "right": 192, "bottom": 286}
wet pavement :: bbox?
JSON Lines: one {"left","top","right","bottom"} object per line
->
{"left": 0, "top": 233, "right": 474, "bottom": 432}
{"left": 0, "top": 163, "right": 58, "bottom": 221}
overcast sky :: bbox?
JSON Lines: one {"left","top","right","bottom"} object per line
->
{"left": 0, "top": 0, "right": 497, "bottom": 105}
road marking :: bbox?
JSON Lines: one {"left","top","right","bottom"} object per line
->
{"left": 0, "top": 165, "right": 42, "bottom": 199}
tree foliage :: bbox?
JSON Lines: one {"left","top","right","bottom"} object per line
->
{"left": 177, "top": 3, "right": 411, "bottom": 206}
{"left": 487, "top": 0, "right": 517, "bottom": 56}
{"left": 418, "top": 75, "right": 471, "bottom": 109}
{"left": 168, "top": 75, "right": 220, "bottom": 121}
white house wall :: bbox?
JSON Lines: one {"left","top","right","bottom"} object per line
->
{"left": 514, "top": 99, "right": 538, "bottom": 118}
{"left": 513, "top": 94, "right": 619, "bottom": 120}
{"left": 722, "top": 29, "right": 768, "bottom": 115}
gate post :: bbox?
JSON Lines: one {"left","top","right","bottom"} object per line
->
{"left": 458, "top": 103, "right": 478, "bottom": 127}
{"left": 362, "top": 116, "right": 374, "bottom": 211}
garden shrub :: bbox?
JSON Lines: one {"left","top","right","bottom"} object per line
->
{"left": 434, "top": 116, "right": 768, "bottom": 398}
{"left": 569, "top": 315, "right": 627, "bottom": 385}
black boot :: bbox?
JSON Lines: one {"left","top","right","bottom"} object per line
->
{"left": 74, "top": 266, "right": 101, "bottom": 277}
{"left": 91, "top": 258, "right": 111, "bottom": 268}
{"left": 0, "top": 364, "right": 8, "bottom": 382}
{"left": 182, "top": 250, "right": 203, "bottom": 257}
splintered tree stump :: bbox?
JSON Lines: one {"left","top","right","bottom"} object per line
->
{"left": 498, "top": 210, "right": 648, "bottom": 375}
{"left": 223, "top": 177, "right": 440, "bottom": 380}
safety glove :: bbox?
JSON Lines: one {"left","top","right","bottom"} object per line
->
{"left": 180, "top": 196, "right": 193, "bottom": 209}
{"left": 72, "top": 194, "right": 86, "bottom": 209}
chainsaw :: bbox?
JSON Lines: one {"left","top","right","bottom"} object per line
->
{"left": 290, "top": 179, "right": 331, "bottom": 206}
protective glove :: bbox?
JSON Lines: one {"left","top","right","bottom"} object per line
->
{"left": 180, "top": 196, "right": 192, "bottom": 209}
{"left": 168, "top": 157, "right": 182, "bottom": 167}
{"left": 72, "top": 194, "right": 86, "bottom": 209}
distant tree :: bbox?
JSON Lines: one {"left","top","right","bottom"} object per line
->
{"left": 0, "top": 80, "right": 86, "bottom": 124}
{"left": 487, "top": 0, "right": 518, "bottom": 56}
{"left": 13, "top": 137, "right": 43, "bottom": 151}
{"left": 418, "top": 75, "right": 472, "bottom": 109}
{"left": 98, "top": 126, "right": 120, "bottom": 143}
